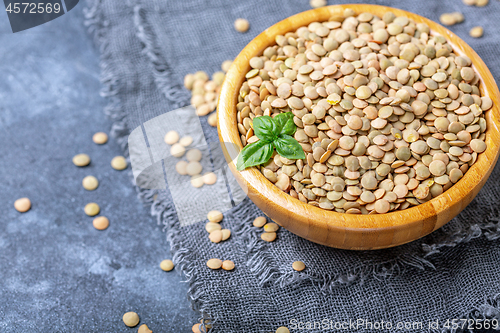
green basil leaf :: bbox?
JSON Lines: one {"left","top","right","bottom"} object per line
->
{"left": 273, "top": 112, "right": 296, "bottom": 135}
{"left": 236, "top": 140, "right": 274, "bottom": 171}
{"left": 253, "top": 116, "right": 277, "bottom": 142}
{"left": 273, "top": 134, "right": 306, "bottom": 160}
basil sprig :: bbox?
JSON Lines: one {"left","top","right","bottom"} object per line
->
{"left": 236, "top": 112, "right": 305, "bottom": 171}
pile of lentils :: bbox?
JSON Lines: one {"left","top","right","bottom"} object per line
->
{"left": 236, "top": 9, "right": 492, "bottom": 214}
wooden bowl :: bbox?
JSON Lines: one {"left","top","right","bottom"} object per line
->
{"left": 217, "top": 4, "right": 500, "bottom": 250}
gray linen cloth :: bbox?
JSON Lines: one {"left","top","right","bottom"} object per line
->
{"left": 84, "top": 0, "right": 500, "bottom": 331}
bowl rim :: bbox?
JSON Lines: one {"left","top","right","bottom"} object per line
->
{"left": 217, "top": 4, "right": 500, "bottom": 233}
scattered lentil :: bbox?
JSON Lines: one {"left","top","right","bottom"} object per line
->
{"left": 192, "top": 323, "right": 201, "bottom": 333}
{"left": 111, "top": 156, "right": 127, "bottom": 170}
{"left": 206, "top": 258, "right": 223, "bottom": 270}
{"left": 205, "top": 222, "right": 221, "bottom": 233}
{"left": 186, "top": 161, "right": 203, "bottom": 176}
{"left": 261, "top": 232, "right": 277, "bottom": 242}
{"left": 310, "top": 0, "right": 327, "bottom": 8}
{"left": 160, "top": 259, "right": 174, "bottom": 271}
{"left": 123, "top": 312, "right": 140, "bottom": 327}
{"left": 222, "top": 260, "right": 235, "bottom": 271}
{"left": 84, "top": 203, "right": 100, "bottom": 216}
{"left": 439, "top": 12, "right": 464, "bottom": 26}
{"left": 14, "top": 197, "right": 31, "bottom": 213}
{"left": 234, "top": 18, "right": 249, "bottom": 33}
{"left": 138, "top": 324, "right": 153, "bottom": 333}
{"left": 276, "top": 327, "right": 290, "bottom": 333}
{"left": 207, "top": 210, "right": 223, "bottom": 223}
{"left": 82, "top": 175, "right": 99, "bottom": 191}
{"left": 92, "top": 132, "right": 108, "bottom": 144}
{"left": 92, "top": 216, "right": 109, "bottom": 230}
{"left": 207, "top": 112, "right": 217, "bottom": 127}
{"left": 176, "top": 161, "right": 188, "bottom": 175}
{"left": 179, "top": 136, "right": 193, "bottom": 147}
{"left": 221, "top": 229, "right": 231, "bottom": 241}
{"left": 209, "top": 230, "right": 223, "bottom": 243}
{"left": 264, "top": 222, "right": 279, "bottom": 232}
{"left": 73, "top": 153, "right": 90, "bottom": 167}
{"left": 170, "top": 144, "right": 186, "bottom": 158}
{"left": 164, "top": 131, "right": 179, "bottom": 145}
{"left": 190, "top": 175, "right": 204, "bottom": 188}
{"left": 253, "top": 216, "right": 267, "bottom": 227}
{"left": 186, "top": 149, "right": 202, "bottom": 162}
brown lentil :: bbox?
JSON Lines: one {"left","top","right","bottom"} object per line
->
{"left": 469, "top": 26, "right": 484, "bottom": 38}
{"left": 276, "top": 327, "right": 290, "bottom": 333}
{"left": 253, "top": 216, "right": 267, "bottom": 227}
{"left": 92, "top": 132, "right": 108, "bottom": 144}
{"left": 190, "top": 175, "right": 204, "bottom": 188}
{"left": 73, "top": 153, "right": 90, "bottom": 167}
{"left": 84, "top": 203, "right": 100, "bottom": 216}
{"left": 82, "top": 175, "right": 99, "bottom": 191}
{"left": 222, "top": 260, "right": 235, "bottom": 271}
{"left": 234, "top": 18, "right": 249, "bottom": 33}
{"left": 93, "top": 216, "right": 109, "bottom": 230}
{"left": 209, "top": 230, "right": 223, "bottom": 243}
{"left": 138, "top": 324, "right": 153, "bottom": 333}
{"left": 207, "top": 210, "right": 223, "bottom": 223}
{"left": 261, "top": 232, "right": 277, "bottom": 242}
{"left": 203, "top": 172, "right": 217, "bottom": 185}
{"left": 206, "top": 258, "right": 223, "bottom": 270}
{"left": 221, "top": 229, "right": 231, "bottom": 241}
{"left": 292, "top": 261, "right": 306, "bottom": 271}
{"left": 310, "top": 0, "right": 326, "bottom": 8}
{"left": 123, "top": 312, "right": 140, "bottom": 327}
{"left": 164, "top": 131, "right": 179, "bottom": 145}
{"left": 111, "top": 156, "right": 127, "bottom": 170}
{"left": 160, "top": 259, "right": 174, "bottom": 271}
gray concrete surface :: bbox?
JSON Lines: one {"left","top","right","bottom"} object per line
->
{"left": 0, "top": 4, "right": 197, "bottom": 332}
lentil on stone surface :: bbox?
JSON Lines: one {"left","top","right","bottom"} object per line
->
{"left": 92, "top": 216, "right": 109, "bottom": 230}
{"left": 123, "top": 312, "right": 140, "bottom": 327}
{"left": 14, "top": 197, "right": 31, "bottom": 213}
{"left": 92, "top": 132, "right": 108, "bottom": 144}
{"left": 72, "top": 153, "right": 90, "bottom": 167}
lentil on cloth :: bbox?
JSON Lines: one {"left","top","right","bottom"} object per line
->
{"left": 138, "top": 324, "right": 153, "bottom": 333}
{"left": 160, "top": 259, "right": 174, "bottom": 271}
{"left": 84, "top": 202, "right": 100, "bottom": 216}
{"left": 110, "top": 156, "right": 127, "bottom": 170}
{"left": 82, "top": 175, "right": 99, "bottom": 191}
{"left": 92, "top": 132, "right": 108, "bottom": 144}
{"left": 237, "top": 11, "right": 490, "bottom": 214}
